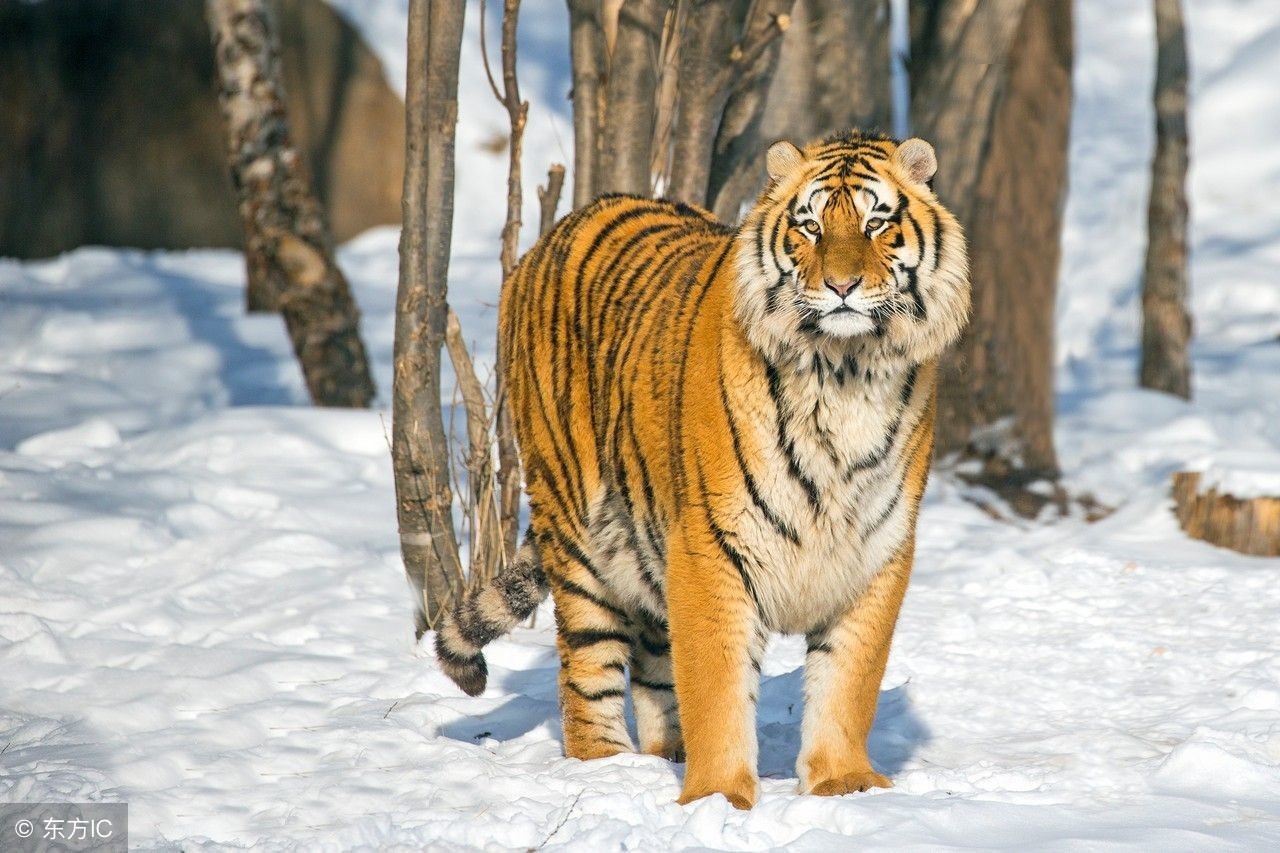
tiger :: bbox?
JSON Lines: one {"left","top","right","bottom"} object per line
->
{"left": 435, "top": 130, "right": 970, "bottom": 809}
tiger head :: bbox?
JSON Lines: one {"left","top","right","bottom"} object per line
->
{"left": 735, "top": 131, "right": 970, "bottom": 367}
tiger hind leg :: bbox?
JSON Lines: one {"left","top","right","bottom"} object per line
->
{"left": 541, "top": 529, "right": 636, "bottom": 760}
{"left": 630, "top": 614, "right": 683, "bottom": 761}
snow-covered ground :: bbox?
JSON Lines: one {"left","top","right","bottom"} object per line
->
{"left": 3, "top": 0, "right": 1280, "bottom": 848}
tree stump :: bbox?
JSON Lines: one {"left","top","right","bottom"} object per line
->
{"left": 1172, "top": 471, "right": 1280, "bottom": 556}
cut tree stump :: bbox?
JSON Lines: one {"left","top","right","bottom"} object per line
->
{"left": 1172, "top": 471, "right": 1280, "bottom": 556}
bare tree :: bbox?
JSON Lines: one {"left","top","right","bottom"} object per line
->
{"left": 597, "top": 0, "right": 670, "bottom": 196}
{"left": 206, "top": 0, "right": 376, "bottom": 408}
{"left": 481, "top": 0, "right": 530, "bottom": 563}
{"left": 707, "top": 0, "right": 883, "bottom": 221}
{"left": 666, "top": 1, "right": 794, "bottom": 207}
{"left": 910, "top": 0, "right": 1073, "bottom": 482}
{"left": 1140, "top": 0, "right": 1192, "bottom": 399}
{"left": 567, "top": 0, "right": 606, "bottom": 207}
{"left": 394, "top": 0, "right": 466, "bottom": 633}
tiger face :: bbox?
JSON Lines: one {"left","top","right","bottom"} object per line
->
{"left": 735, "top": 132, "right": 969, "bottom": 367}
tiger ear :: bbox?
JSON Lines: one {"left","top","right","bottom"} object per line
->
{"left": 766, "top": 140, "right": 804, "bottom": 181}
{"left": 894, "top": 138, "right": 937, "bottom": 185}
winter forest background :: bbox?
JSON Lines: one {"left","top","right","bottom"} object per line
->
{"left": 2, "top": 0, "right": 1279, "bottom": 848}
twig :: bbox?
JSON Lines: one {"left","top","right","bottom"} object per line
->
{"left": 446, "top": 306, "right": 504, "bottom": 587}
{"left": 537, "top": 164, "right": 567, "bottom": 236}
{"left": 535, "top": 790, "right": 583, "bottom": 849}
{"left": 478, "top": 0, "right": 504, "bottom": 103}
{"left": 717, "top": 9, "right": 792, "bottom": 94}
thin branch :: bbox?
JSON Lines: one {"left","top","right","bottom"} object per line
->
{"left": 538, "top": 164, "right": 567, "bottom": 236}
{"left": 478, "top": 0, "right": 504, "bottom": 104}
{"left": 716, "top": 9, "right": 792, "bottom": 95}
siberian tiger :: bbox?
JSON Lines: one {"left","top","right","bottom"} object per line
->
{"left": 435, "top": 131, "right": 970, "bottom": 809}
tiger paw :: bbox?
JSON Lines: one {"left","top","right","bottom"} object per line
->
{"left": 677, "top": 770, "right": 758, "bottom": 810}
{"left": 640, "top": 740, "right": 685, "bottom": 763}
{"left": 806, "top": 769, "right": 892, "bottom": 796}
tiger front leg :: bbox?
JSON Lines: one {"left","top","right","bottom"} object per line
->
{"left": 797, "top": 548, "right": 912, "bottom": 796}
{"left": 667, "top": 524, "right": 764, "bottom": 810}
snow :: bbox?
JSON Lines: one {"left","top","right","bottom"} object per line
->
{"left": 3, "top": 0, "right": 1280, "bottom": 848}
{"left": 1188, "top": 451, "right": 1280, "bottom": 500}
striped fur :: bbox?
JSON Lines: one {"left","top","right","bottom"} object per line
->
{"left": 434, "top": 540, "right": 546, "bottom": 696}
{"left": 435, "top": 131, "right": 969, "bottom": 808}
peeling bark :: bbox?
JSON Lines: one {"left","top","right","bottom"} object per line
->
{"left": 207, "top": 0, "right": 375, "bottom": 408}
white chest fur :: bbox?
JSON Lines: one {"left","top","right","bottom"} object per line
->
{"left": 727, "top": 354, "right": 926, "bottom": 634}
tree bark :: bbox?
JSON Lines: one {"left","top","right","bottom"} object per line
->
{"left": 538, "top": 163, "right": 567, "bottom": 235}
{"left": 597, "top": 0, "right": 670, "bottom": 196}
{"left": 207, "top": 0, "right": 376, "bottom": 408}
{"left": 1140, "top": 0, "right": 1192, "bottom": 399}
{"left": 486, "top": 0, "right": 529, "bottom": 564}
{"left": 395, "top": 0, "right": 466, "bottom": 633}
{"left": 567, "top": 0, "right": 606, "bottom": 207}
{"left": 446, "top": 308, "right": 503, "bottom": 588}
{"left": 910, "top": 0, "right": 1071, "bottom": 479}
{"left": 665, "top": 0, "right": 746, "bottom": 206}
{"left": 1173, "top": 472, "right": 1280, "bottom": 557}
{"left": 708, "top": 0, "right": 881, "bottom": 222}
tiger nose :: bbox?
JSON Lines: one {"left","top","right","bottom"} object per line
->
{"left": 824, "top": 276, "right": 862, "bottom": 298}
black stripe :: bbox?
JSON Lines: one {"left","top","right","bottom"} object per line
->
{"left": 670, "top": 242, "right": 734, "bottom": 503}
{"left": 563, "top": 629, "right": 632, "bottom": 648}
{"left": 694, "top": 450, "right": 763, "bottom": 614}
{"left": 436, "top": 642, "right": 483, "bottom": 668}
{"left": 547, "top": 528, "right": 606, "bottom": 586}
{"left": 764, "top": 360, "right": 822, "bottom": 514}
{"left": 566, "top": 681, "right": 626, "bottom": 701}
{"left": 630, "top": 677, "right": 675, "bottom": 691}
{"left": 638, "top": 633, "right": 670, "bottom": 656}
{"left": 719, "top": 376, "right": 800, "bottom": 545}
{"left": 550, "top": 574, "right": 631, "bottom": 623}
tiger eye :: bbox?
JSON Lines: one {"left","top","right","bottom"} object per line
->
{"left": 803, "top": 220, "right": 821, "bottom": 235}
{"left": 866, "top": 217, "right": 886, "bottom": 233}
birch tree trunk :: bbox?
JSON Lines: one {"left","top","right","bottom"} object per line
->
{"left": 394, "top": 0, "right": 466, "bottom": 633}
{"left": 207, "top": 0, "right": 376, "bottom": 408}
{"left": 910, "top": 0, "right": 1072, "bottom": 480}
{"left": 1140, "top": 0, "right": 1192, "bottom": 399}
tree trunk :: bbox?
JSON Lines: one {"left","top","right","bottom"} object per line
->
{"left": 207, "top": 0, "right": 376, "bottom": 408}
{"left": 1140, "top": 0, "right": 1192, "bottom": 399}
{"left": 665, "top": 0, "right": 746, "bottom": 206}
{"left": 708, "top": 0, "right": 883, "bottom": 222}
{"left": 597, "top": 0, "right": 670, "bottom": 196}
{"left": 395, "top": 0, "right": 466, "bottom": 634}
{"left": 567, "top": 0, "right": 605, "bottom": 207}
{"left": 910, "top": 0, "right": 1072, "bottom": 479}
{"left": 490, "top": 0, "right": 529, "bottom": 565}
{"left": 1173, "top": 472, "right": 1280, "bottom": 557}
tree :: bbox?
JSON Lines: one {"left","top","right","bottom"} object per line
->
{"left": 910, "top": 0, "right": 1073, "bottom": 482}
{"left": 206, "top": 0, "right": 376, "bottom": 408}
{"left": 708, "top": 0, "right": 890, "bottom": 221}
{"left": 394, "top": 0, "right": 467, "bottom": 632}
{"left": 597, "top": 0, "right": 669, "bottom": 196}
{"left": 1140, "top": 0, "right": 1192, "bottom": 399}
